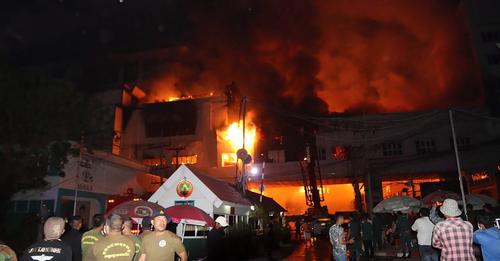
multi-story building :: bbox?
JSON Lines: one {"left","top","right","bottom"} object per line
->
{"left": 462, "top": 0, "right": 500, "bottom": 114}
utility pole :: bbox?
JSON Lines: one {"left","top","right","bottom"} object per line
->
{"left": 73, "top": 133, "right": 84, "bottom": 216}
{"left": 240, "top": 96, "right": 247, "bottom": 195}
{"left": 449, "top": 109, "right": 468, "bottom": 220}
{"left": 168, "top": 146, "right": 186, "bottom": 169}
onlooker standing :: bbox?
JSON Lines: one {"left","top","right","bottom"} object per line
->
{"left": 139, "top": 216, "right": 152, "bottom": 239}
{"left": 123, "top": 218, "right": 141, "bottom": 261}
{"left": 396, "top": 212, "right": 412, "bottom": 258}
{"left": 348, "top": 214, "right": 362, "bottom": 261}
{"left": 466, "top": 204, "right": 477, "bottom": 230}
{"left": 295, "top": 219, "right": 302, "bottom": 241}
{"left": 90, "top": 214, "right": 136, "bottom": 261}
{"left": 207, "top": 216, "right": 228, "bottom": 261}
{"left": 329, "top": 214, "right": 352, "bottom": 261}
{"left": 429, "top": 202, "right": 444, "bottom": 225}
{"left": 432, "top": 199, "right": 475, "bottom": 261}
{"left": 372, "top": 214, "right": 383, "bottom": 250}
{"left": 21, "top": 217, "right": 72, "bottom": 261}
{"left": 82, "top": 214, "right": 104, "bottom": 261}
{"left": 302, "top": 222, "right": 312, "bottom": 247}
{"left": 361, "top": 214, "right": 373, "bottom": 258}
{"left": 411, "top": 208, "right": 438, "bottom": 261}
{"left": 62, "top": 216, "right": 83, "bottom": 261}
{"left": 138, "top": 210, "right": 187, "bottom": 261}
{"left": 473, "top": 215, "right": 500, "bottom": 261}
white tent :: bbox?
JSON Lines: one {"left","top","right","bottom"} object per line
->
{"left": 148, "top": 165, "right": 252, "bottom": 224}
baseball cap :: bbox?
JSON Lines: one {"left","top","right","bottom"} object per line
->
{"left": 215, "top": 216, "right": 229, "bottom": 227}
{"left": 151, "top": 210, "right": 171, "bottom": 223}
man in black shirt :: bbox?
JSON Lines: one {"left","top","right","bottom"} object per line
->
{"left": 207, "top": 216, "right": 228, "bottom": 261}
{"left": 21, "top": 217, "right": 72, "bottom": 261}
{"left": 61, "top": 216, "right": 83, "bottom": 261}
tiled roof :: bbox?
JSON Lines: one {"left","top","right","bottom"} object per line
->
{"left": 190, "top": 168, "right": 252, "bottom": 206}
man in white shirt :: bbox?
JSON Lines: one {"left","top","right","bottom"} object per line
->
{"left": 412, "top": 208, "right": 438, "bottom": 261}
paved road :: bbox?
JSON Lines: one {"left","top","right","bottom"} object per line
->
{"left": 283, "top": 238, "right": 420, "bottom": 261}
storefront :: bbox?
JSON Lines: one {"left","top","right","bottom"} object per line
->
{"left": 10, "top": 150, "right": 151, "bottom": 228}
{"left": 149, "top": 165, "right": 252, "bottom": 225}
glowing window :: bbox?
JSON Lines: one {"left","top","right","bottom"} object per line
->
{"left": 171, "top": 155, "right": 198, "bottom": 165}
{"left": 143, "top": 158, "right": 168, "bottom": 168}
{"left": 221, "top": 153, "right": 237, "bottom": 167}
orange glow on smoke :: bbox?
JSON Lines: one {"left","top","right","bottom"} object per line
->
{"left": 218, "top": 119, "right": 257, "bottom": 167}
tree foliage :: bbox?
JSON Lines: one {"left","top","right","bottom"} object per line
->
{"left": 0, "top": 66, "right": 112, "bottom": 205}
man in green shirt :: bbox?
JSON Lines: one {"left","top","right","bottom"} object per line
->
{"left": 138, "top": 211, "right": 187, "bottom": 261}
{"left": 123, "top": 218, "right": 141, "bottom": 261}
{"left": 91, "top": 214, "right": 136, "bottom": 261}
{"left": 82, "top": 214, "right": 104, "bottom": 261}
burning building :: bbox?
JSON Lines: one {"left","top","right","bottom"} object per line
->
{"left": 113, "top": 86, "right": 258, "bottom": 175}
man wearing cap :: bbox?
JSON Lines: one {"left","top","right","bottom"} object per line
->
{"left": 90, "top": 214, "right": 136, "bottom": 261}
{"left": 432, "top": 199, "right": 475, "bottom": 261}
{"left": 138, "top": 210, "right": 187, "bottom": 261}
{"left": 21, "top": 217, "right": 72, "bottom": 261}
{"left": 82, "top": 214, "right": 104, "bottom": 261}
{"left": 207, "top": 216, "right": 228, "bottom": 261}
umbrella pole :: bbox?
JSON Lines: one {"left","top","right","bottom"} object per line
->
{"left": 449, "top": 109, "right": 468, "bottom": 221}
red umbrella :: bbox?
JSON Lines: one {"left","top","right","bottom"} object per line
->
{"left": 106, "top": 200, "right": 165, "bottom": 222}
{"left": 164, "top": 205, "right": 215, "bottom": 227}
{"left": 422, "top": 190, "right": 460, "bottom": 206}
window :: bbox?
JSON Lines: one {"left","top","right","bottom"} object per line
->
{"left": 487, "top": 54, "right": 500, "bottom": 65}
{"left": 318, "top": 147, "right": 326, "bottom": 160}
{"left": 332, "top": 146, "right": 348, "bottom": 160}
{"left": 382, "top": 142, "right": 402, "bottom": 157}
{"left": 143, "top": 157, "right": 168, "bottom": 168}
{"left": 450, "top": 137, "right": 471, "bottom": 150}
{"left": 228, "top": 215, "right": 236, "bottom": 226}
{"left": 415, "top": 139, "right": 436, "bottom": 155}
{"left": 184, "top": 224, "right": 196, "bottom": 237}
{"left": 471, "top": 170, "right": 492, "bottom": 186}
{"left": 183, "top": 224, "right": 208, "bottom": 238}
{"left": 171, "top": 155, "right": 197, "bottom": 165}
{"left": 481, "top": 30, "right": 500, "bottom": 42}
{"left": 221, "top": 153, "right": 237, "bottom": 167}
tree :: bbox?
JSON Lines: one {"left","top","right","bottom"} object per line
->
{"left": 0, "top": 65, "right": 112, "bottom": 217}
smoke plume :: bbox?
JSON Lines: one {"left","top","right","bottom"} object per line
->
{"left": 147, "top": 0, "right": 483, "bottom": 113}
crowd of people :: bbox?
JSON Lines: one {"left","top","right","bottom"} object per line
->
{"left": 1, "top": 210, "right": 232, "bottom": 261}
{"left": 328, "top": 199, "right": 500, "bottom": 261}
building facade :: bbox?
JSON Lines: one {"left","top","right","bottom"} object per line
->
{"left": 10, "top": 149, "right": 154, "bottom": 228}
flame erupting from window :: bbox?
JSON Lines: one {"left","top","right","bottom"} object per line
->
{"left": 218, "top": 118, "right": 257, "bottom": 167}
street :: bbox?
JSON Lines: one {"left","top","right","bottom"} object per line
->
{"left": 283, "top": 238, "right": 420, "bottom": 261}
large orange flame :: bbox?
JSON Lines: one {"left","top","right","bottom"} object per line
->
{"left": 218, "top": 119, "right": 257, "bottom": 167}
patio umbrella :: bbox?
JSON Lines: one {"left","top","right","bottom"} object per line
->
{"left": 105, "top": 200, "right": 166, "bottom": 224}
{"left": 422, "top": 190, "right": 460, "bottom": 206}
{"left": 463, "top": 194, "right": 498, "bottom": 210}
{"left": 373, "top": 195, "right": 422, "bottom": 213}
{"left": 164, "top": 205, "right": 215, "bottom": 227}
